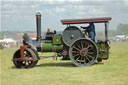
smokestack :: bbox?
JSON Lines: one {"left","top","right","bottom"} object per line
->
{"left": 36, "top": 12, "right": 41, "bottom": 42}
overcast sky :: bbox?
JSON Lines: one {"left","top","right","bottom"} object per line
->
{"left": 0, "top": 0, "right": 128, "bottom": 32}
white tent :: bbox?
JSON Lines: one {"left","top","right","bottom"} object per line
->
{"left": 0, "top": 38, "right": 16, "bottom": 43}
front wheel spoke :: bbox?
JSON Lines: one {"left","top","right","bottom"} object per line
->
{"left": 22, "top": 61, "right": 26, "bottom": 66}
{"left": 27, "top": 61, "right": 30, "bottom": 65}
{"left": 24, "top": 61, "right": 26, "bottom": 64}
{"left": 24, "top": 54, "right": 29, "bottom": 57}
{"left": 28, "top": 61, "right": 32, "bottom": 64}
{"left": 25, "top": 61, "right": 28, "bottom": 65}
{"left": 24, "top": 51, "right": 26, "bottom": 54}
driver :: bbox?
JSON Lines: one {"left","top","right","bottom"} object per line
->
{"left": 84, "top": 22, "right": 96, "bottom": 42}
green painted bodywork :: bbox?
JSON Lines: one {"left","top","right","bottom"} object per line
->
{"left": 41, "top": 42, "right": 63, "bottom": 52}
{"left": 53, "top": 36, "right": 62, "bottom": 45}
{"left": 97, "top": 42, "right": 110, "bottom": 60}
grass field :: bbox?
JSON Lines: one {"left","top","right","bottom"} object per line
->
{"left": 0, "top": 42, "right": 128, "bottom": 85}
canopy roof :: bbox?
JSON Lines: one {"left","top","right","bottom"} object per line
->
{"left": 61, "top": 17, "right": 112, "bottom": 25}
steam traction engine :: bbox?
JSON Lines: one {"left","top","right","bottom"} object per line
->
{"left": 12, "top": 12, "right": 112, "bottom": 68}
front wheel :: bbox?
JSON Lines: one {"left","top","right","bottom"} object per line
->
{"left": 69, "top": 38, "right": 98, "bottom": 66}
{"left": 13, "top": 48, "right": 38, "bottom": 68}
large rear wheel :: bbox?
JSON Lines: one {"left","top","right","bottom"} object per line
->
{"left": 69, "top": 38, "right": 98, "bottom": 66}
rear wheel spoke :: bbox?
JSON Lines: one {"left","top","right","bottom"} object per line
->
{"left": 73, "top": 46, "right": 80, "bottom": 51}
{"left": 81, "top": 42, "right": 83, "bottom": 49}
{"left": 80, "top": 56, "right": 83, "bottom": 63}
{"left": 84, "top": 57, "right": 86, "bottom": 64}
{"left": 72, "top": 51, "right": 79, "bottom": 54}
{"left": 88, "top": 48, "right": 94, "bottom": 51}
{"left": 76, "top": 56, "right": 81, "bottom": 61}
{"left": 72, "top": 54, "right": 80, "bottom": 57}
{"left": 88, "top": 52, "right": 94, "bottom": 54}
{"left": 88, "top": 55, "right": 94, "bottom": 58}
{"left": 77, "top": 43, "right": 81, "bottom": 49}
{"left": 85, "top": 55, "right": 90, "bottom": 62}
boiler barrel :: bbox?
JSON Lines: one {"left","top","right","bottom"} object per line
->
{"left": 41, "top": 42, "right": 63, "bottom": 52}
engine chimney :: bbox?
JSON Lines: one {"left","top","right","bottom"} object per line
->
{"left": 36, "top": 12, "right": 41, "bottom": 42}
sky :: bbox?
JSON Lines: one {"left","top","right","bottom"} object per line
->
{"left": 0, "top": 0, "right": 128, "bottom": 32}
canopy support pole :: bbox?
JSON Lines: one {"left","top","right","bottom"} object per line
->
{"left": 105, "top": 22, "right": 109, "bottom": 41}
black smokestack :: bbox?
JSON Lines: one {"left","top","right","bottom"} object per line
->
{"left": 36, "top": 12, "right": 41, "bottom": 42}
